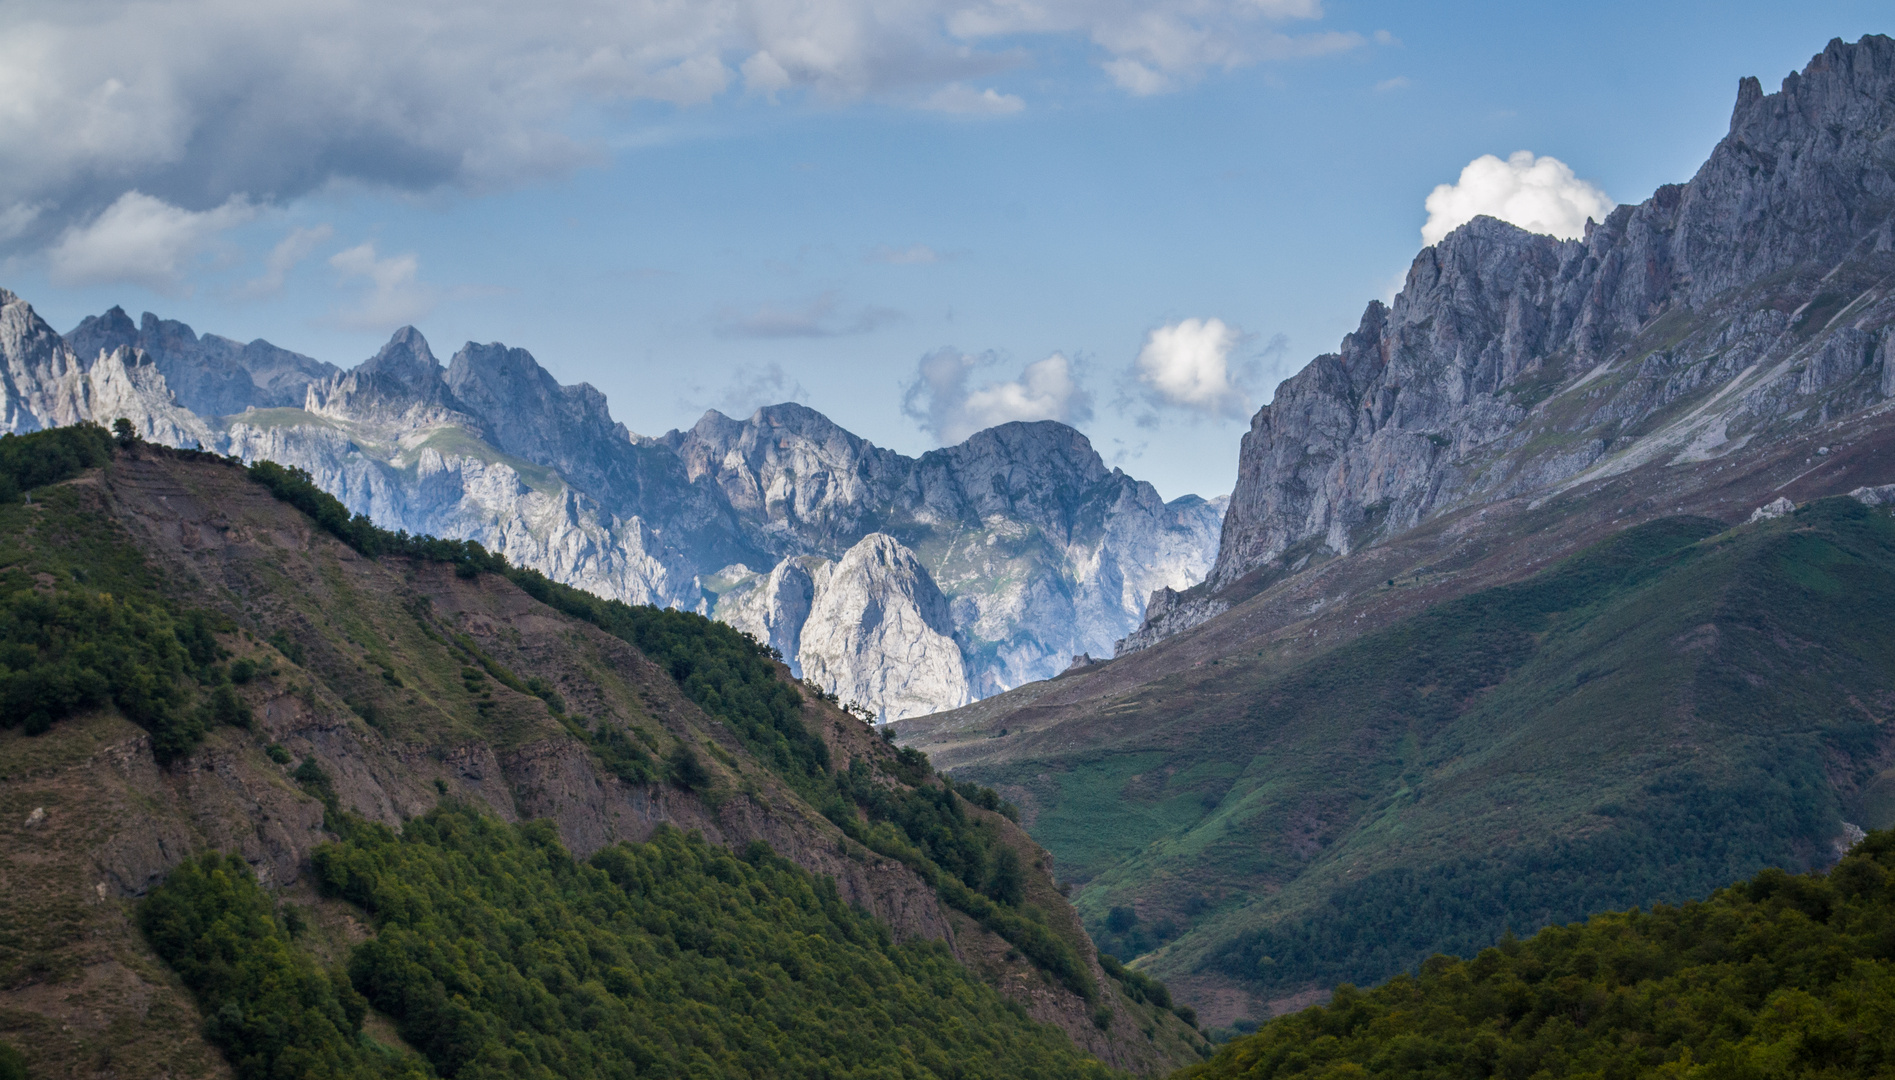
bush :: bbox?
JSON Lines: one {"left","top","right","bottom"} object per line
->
{"left": 0, "top": 424, "right": 114, "bottom": 504}
{"left": 138, "top": 853, "right": 427, "bottom": 1079}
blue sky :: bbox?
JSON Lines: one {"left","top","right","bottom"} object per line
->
{"left": 1, "top": 1, "right": 1885, "bottom": 500}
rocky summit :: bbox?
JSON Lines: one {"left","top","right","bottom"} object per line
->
{"left": 1121, "top": 33, "right": 1895, "bottom": 652}
{"left": 0, "top": 292, "right": 1224, "bottom": 720}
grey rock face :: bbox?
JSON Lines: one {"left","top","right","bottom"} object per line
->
{"left": 797, "top": 534, "right": 971, "bottom": 721}
{"left": 710, "top": 558, "right": 820, "bottom": 675}
{"left": 1, "top": 289, "right": 1223, "bottom": 719}
{"left": 666, "top": 407, "right": 1227, "bottom": 696}
{"left": 66, "top": 306, "right": 338, "bottom": 416}
{"left": 1194, "top": 34, "right": 1895, "bottom": 612}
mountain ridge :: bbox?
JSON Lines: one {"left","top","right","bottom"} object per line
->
{"left": 0, "top": 291, "right": 1226, "bottom": 720}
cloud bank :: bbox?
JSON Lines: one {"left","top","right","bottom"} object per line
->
{"left": 0, "top": 0, "right": 1369, "bottom": 247}
{"left": 688, "top": 361, "right": 812, "bottom": 420}
{"left": 904, "top": 349, "right": 1093, "bottom": 444}
{"left": 1421, "top": 151, "right": 1614, "bottom": 246}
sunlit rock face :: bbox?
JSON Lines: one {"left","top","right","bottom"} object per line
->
{"left": 1118, "top": 35, "right": 1895, "bottom": 652}
{"left": 0, "top": 292, "right": 1224, "bottom": 719}
{"left": 796, "top": 534, "right": 971, "bottom": 722}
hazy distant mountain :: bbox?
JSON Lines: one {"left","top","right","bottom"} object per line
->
{"left": 0, "top": 292, "right": 1225, "bottom": 720}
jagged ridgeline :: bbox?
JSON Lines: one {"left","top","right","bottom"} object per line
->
{"left": 0, "top": 426, "right": 1205, "bottom": 1078}
{"left": 1181, "top": 829, "right": 1895, "bottom": 1079}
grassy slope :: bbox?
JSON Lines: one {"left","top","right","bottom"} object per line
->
{"left": 0, "top": 444, "right": 1204, "bottom": 1077}
{"left": 954, "top": 499, "right": 1895, "bottom": 1013}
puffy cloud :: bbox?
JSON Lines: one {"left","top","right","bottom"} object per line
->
{"left": 921, "top": 84, "right": 1025, "bottom": 114}
{"left": 1131, "top": 317, "right": 1250, "bottom": 419}
{"left": 328, "top": 242, "right": 436, "bottom": 331}
{"left": 1421, "top": 151, "right": 1614, "bottom": 246}
{"left": 237, "top": 224, "right": 334, "bottom": 298}
{"left": 0, "top": 0, "right": 1368, "bottom": 245}
{"left": 714, "top": 290, "right": 902, "bottom": 338}
{"left": 46, "top": 191, "right": 255, "bottom": 295}
{"left": 903, "top": 349, "right": 1093, "bottom": 444}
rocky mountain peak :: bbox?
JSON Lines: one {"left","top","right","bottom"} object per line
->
{"left": 1182, "top": 32, "right": 1895, "bottom": 627}
{"left": 358, "top": 326, "right": 441, "bottom": 386}
{"left": 307, "top": 326, "right": 472, "bottom": 427}
{"left": 797, "top": 532, "right": 971, "bottom": 720}
{"left": 66, "top": 305, "right": 140, "bottom": 361}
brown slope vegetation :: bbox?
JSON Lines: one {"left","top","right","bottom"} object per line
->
{"left": 0, "top": 445, "right": 1205, "bottom": 1077}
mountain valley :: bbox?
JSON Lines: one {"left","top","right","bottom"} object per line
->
{"left": 895, "top": 33, "right": 1895, "bottom": 1028}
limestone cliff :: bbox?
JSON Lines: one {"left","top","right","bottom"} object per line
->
{"left": 797, "top": 534, "right": 972, "bottom": 720}
{"left": 1122, "top": 33, "right": 1895, "bottom": 650}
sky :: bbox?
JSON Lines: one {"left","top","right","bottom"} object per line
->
{"left": 1, "top": 2, "right": 1887, "bottom": 501}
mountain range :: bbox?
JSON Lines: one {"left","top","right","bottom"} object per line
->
{"left": 0, "top": 298, "right": 1226, "bottom": 721}
{"left": 897, "top": 33, "right": 1895, "bottom": 1026}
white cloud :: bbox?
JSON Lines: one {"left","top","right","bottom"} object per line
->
{"left": 922, "top": 84, "right": 1026, "bottom": 115}
{"left": 1421, "top": 151, "right": 1614, "bottom": 246}
{"left": 1373, "top": 75, "right": 1409, "bottom": 92}
{"left": 903, "top": 350, "right": 1093, "bottom": 444}
{"left": 1104, "top": 58, "right": 1173, "bottom": 95}
{"left": 0, "top": 1, "right": 1370, "bottom": 244}
{"left": 237, "top": 224, "right": 334, "bottom": 298}
{"left": 328, "top": 242, "right": 437, "bottom": 330}
{"left": 1132, "top": 317, "right": 1250, "bottom": 419}
{"left": 46, "top": 191, "right": 255, "bottom": 295}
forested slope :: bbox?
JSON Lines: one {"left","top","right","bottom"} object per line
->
{"left": 1181, "top": 829, "right": 1895, "bottom": 1079}
{"left": 0, "top": 425, "right": 1204, "bottom": 1078}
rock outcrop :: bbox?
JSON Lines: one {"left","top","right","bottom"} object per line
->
{"left": 1120, "top": 34, "right": 1895, "bottom": 653}
{"left": 67, "top": 305, "right": 339, "bottom": 416}
{"left": 797, "top": 534, "right": 971, "bottom": 720}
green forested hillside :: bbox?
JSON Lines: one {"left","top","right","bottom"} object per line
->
{"left": 1180, "top": 829, "right": 1895, "bottom": 1079}
{"left": 249, "top": 455, "right": 1116, "bottom": 1009}
{"left": 946, "top": 497, "right": 1895, "bottom": 1012}
{"left": 0, "top": 431, "right": 1200, "bottom": 1077}
{"left": 143, "top": 805, "right": 1117, "bottom": 1080}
